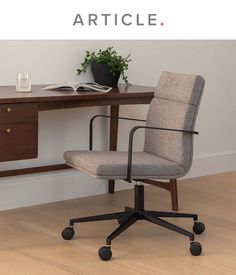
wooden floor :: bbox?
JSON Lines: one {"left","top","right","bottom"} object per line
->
{"left": 0, "top": 171, "right": 235, "bottom": 275}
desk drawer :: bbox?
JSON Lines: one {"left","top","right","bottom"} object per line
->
{"left": 0, "top": 103, "right": 38, "bottom": 123}
{"left": 0, "top": 122, "right": 38, "bottom": 161}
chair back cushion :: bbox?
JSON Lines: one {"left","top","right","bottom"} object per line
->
{"left": 144, "top": 71, "right": 205, "bottom": 172}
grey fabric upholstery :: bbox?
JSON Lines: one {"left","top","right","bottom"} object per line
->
{"left": 64, "top": 151, "right": 185, "bottom": 179}
{"left": 144, "top": 71, "right": 205, "bottom": 172}
{"left": 64, "top": 71, "right": 205, "bottom": 180}
{"left": 155, "top": 71, "right": 204, "bottom": 106}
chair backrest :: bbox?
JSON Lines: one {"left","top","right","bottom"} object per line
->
{"left": 144, "top": 71, "right": 205, "bottom": 172}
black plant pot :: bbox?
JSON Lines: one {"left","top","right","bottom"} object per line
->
{"left": 91, "top": 63, "right": 120, "bottom": 86}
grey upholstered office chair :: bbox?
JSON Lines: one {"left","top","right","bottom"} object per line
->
{"left": 62, "top": 71, "right": 205, "bottom": 261}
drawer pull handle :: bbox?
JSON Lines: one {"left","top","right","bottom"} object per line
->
{"left": 5, "top": 128, "right": 11, "bottom": 134}
{"left": 6, "top": 107, "right": 12, "bottom": 113}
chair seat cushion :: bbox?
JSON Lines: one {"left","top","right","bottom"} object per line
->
{"left": 64, "top": 150, "right": 185, "bottom": 180}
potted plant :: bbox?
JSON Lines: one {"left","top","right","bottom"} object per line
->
{"left": 77, "top": 47, "right": 131, "bottom": 86}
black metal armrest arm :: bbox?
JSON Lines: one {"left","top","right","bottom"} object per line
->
{"left": 126, "top": 126, "right": 198, "bottom": 182}
{"left": 89, "top": 114, "right": 146, "bottom": 150}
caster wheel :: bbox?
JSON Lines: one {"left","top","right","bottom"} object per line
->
{"left": 190, "top": 241, "right": 202, "bottom": 256}
{"left": 193, "top": 222, "right": 205, "bottom": 234}
{"left": 117, "top": 218, "right": 124, "bottom": 225}
{"left": 124, "top": 207, "right": 133, "bottom": 212}
{"left": 61, "top": 227, "right": 74, "bottom": 240}
{"left": 98, "top": 246, "right": 112, "bottom": 261}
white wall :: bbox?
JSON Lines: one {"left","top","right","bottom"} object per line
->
{"left": 0, "top": 40, "right": 235, "bottom": 210}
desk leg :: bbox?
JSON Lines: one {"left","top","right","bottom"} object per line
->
{"left": 108, "top": 105, "right": 119, "bottom": 193}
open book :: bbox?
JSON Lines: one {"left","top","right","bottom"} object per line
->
{"left": 43, "top": 82, "right": 112, "bottom": 93}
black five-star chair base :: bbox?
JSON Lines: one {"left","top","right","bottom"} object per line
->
{"left": 62, "top": 184, "right": 205, "bottom": 261}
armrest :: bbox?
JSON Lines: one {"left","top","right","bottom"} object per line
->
{"left": 126, "top": 126, "right": 198, "bottom": 182}
{"left": 89, "top": 114, "right": 146, "bottom": 150}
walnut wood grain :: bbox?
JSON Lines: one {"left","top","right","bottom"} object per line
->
{"left": 109, "top": 105, "right": 119, "bottom": 193}
{"left": 0, "top": 102, "right": 38, "bottom": 161}
{"left": 0, "top": 103, "right": 38, "bottom": 123}
{"left": 0, "top": 84, "right": 154, "bottom": 104}
{"left": 0, "top": 164, "right": 71, "bottom": 177}
{"left": 0, "top": 122, "right": 38, "bottom": 161}
{"left": 142, "top": 179, "right": 179, "bottom": 211}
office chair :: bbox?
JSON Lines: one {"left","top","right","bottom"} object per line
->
{"left": 61, "top": 71, "right": 205, "bottom": 261}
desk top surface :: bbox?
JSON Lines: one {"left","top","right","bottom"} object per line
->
{"left": 0, "top": 84, "right": 154, "bottom": 104}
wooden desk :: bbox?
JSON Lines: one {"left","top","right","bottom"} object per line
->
{"left": 0, "top": 84, "right": 154, "bottom": 193}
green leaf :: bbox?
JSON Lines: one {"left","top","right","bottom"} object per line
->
{"left": 76, "top": 47, "right": 131, "bottom": 85}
